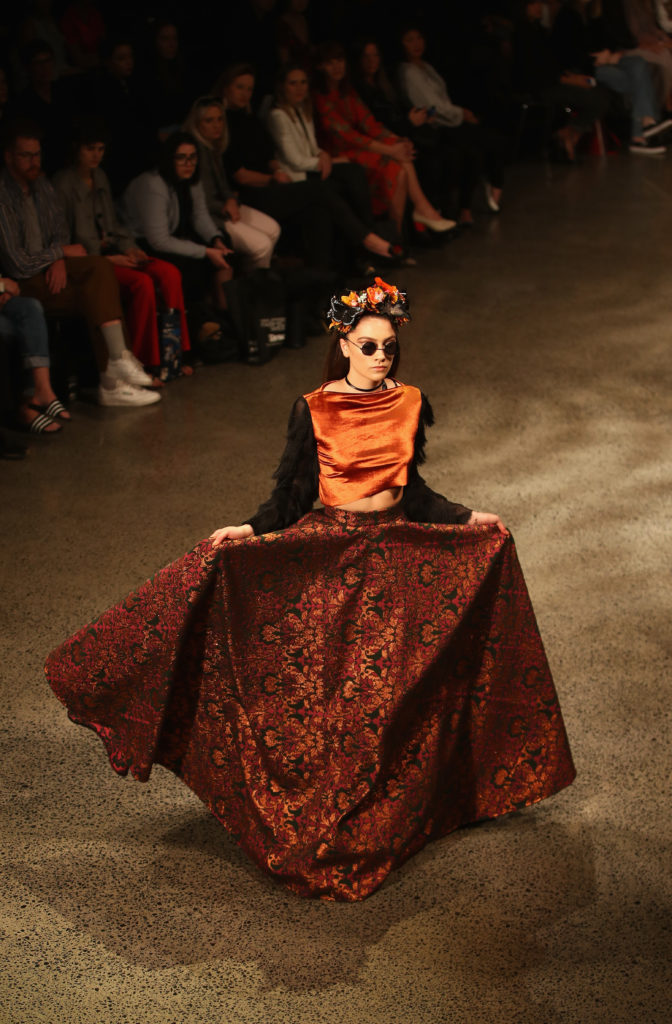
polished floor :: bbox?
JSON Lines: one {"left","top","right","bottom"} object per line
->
{"left": 1, "top": 155, "right": 671, "bottom": 1024}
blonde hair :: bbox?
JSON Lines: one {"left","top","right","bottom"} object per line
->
{"left": 183, "top": 96, "right": 228, "bottom": 153}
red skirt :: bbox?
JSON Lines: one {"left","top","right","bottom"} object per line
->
{"left": 45, "top": 507, "right": 575, "bottom": 901}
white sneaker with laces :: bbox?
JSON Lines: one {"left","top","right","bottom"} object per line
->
{"left": 107, "top": 350, "right": 154, "bottom": 387}
{"left": 629, "top": 138, "right": 666, "bottom": 156}
{"left": 98, "top": 376, "right": 161, "bottom": 406}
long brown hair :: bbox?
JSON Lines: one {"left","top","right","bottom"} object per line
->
{"left": 322, "top": 314, "right": 401, "bottom": 383}
{"left": 274, "top": 63, "right": 314, "bottom": 120}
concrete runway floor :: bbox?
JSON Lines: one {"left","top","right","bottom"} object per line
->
{"left": 1, "top": 156, "right": 670, "bottom": 1024}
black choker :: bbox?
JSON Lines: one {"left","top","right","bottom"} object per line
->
{"left": 345, "top": 375, "right": 387, "bottom": 392}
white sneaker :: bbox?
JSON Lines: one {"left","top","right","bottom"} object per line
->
{"left": 107, "top": 351, "right": 154, "bottom": 387}
{"left": 98, "top": 376, "right": 161, "bottom": 406}
{"left": 629, "top": 138, "right": 666, "bottom": 156}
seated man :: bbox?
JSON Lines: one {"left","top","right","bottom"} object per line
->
{"left": 0, "top": 119, "right": 159, "bottom": 407}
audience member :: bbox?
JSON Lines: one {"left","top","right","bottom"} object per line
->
{"left": 398, "top": 26, "right": 506, "bottom": 222}
{"left": 0, "top": 275, "right": 65, "bottom": 433}
{"left": 53, "top": 118, "right": 192, "bottom": 378}
{"left": 8, "top": 41, "right": 71, "bottom": 174}
{"left": 59, "top": 0, "right": 105, "bottom": 71}
{"left": 0, "top": 120, "right": 159, "bottom": 407}
{"left": 184, "top": 96, "right": 281, "bottom": 270}
{"left": 352, "top": 38, "right": 454, "bottom": 208}
{"left": 551, "top": 0, "right": 670, "bottom": 153}
{"left": 142, "top": 21, "right": 195, "bottom": 141}
{"left": 122, "top": 132, "right": 233, "bottom": 321}
{"left": 277, "top": 0, "right": 314, "bottom": 68}
{"left": 17, "top": 0, "right": 74, "bottom": 80}
{"left": 623, "top": 0, "right": 672, "bottom": 106}
{"left": 313, "top": 42, "right": 455, "bottom": 236}
{"left": 215, "top": 62, "right": 337, "bottom": 270}
{"left": 88, "top": 37, "right": 154, "bottom": 194}
{"left": 513, "top": 0, "right": 612, "bottom": 162}
{"left": 268, "top": 64, "right": 400, "bottom": 261}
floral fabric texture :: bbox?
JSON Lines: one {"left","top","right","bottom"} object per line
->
{"left": 45, "top": 507, "right": 575, "bottom": 901}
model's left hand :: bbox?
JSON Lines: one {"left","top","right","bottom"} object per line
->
{"left": 468, "top": 510, "right": 508, "bottom": 534}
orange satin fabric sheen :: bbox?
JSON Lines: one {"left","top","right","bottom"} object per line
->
{"left": 304, "top": 383, "right": 422, "bottom": 506}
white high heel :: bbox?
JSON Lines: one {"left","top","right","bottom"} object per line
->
{"left": 412, "top": 212, "right": 457, "bottom": 232}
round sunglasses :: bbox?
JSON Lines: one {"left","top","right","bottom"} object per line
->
{"left": 347, "top": 339, "right": 398, "bottom": 358}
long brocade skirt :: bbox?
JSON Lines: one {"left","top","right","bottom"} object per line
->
{"left": 45, "top": 507, "right": 575, "bottom": 901}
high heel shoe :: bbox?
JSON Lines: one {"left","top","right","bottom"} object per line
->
{"left": 412, "top": 212, "right": 457, "bottom": 232}
{"left": 484, "top": 182, "right": 501, "bottom": 213}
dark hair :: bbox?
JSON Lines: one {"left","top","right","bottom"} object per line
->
{"left": 1, "top": 117, "right": 42, "bottom": 152}
{"left": 351, "top": 37, "right": 395, "bottom": 102}
{"left": 68, "top": 116, "right": 108, "bottom": 163}
{"left": 157, "top": 130, "right": 200, "bottom": 186}
{"left": 322, "top": 314, "right": 401, "bottom": 383}
{"left": 213, "top": 62, "right": 256, "bottom": 101}
{"left": 100, "top": 36, "right": 134, "bottom": 62}
{"left": 314, "top": 41, "right": 349, "bottom": 96}
{"left": 273, "top": 62, "right": 313, "bottom": 118}
{"left": 71, "top": 115, "right": 108, "bottom": 148}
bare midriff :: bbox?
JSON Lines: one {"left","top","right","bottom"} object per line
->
{"left": 335, "top": 486, "right": 403, "bottom": 512}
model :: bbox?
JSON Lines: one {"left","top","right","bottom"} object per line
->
{"left": 45, "top": 279, "right": 575, "bottom": 901}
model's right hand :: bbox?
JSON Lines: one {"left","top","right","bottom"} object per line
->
{"left": 209, "top": 524, "right": 254, "bottom": 547}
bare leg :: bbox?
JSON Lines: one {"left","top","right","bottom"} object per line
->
{"left": 30, "top": 366, "right": 71, "bottom": 419}
{"left": 402, "top": 162, "right": 443, "bottom": 219}
{"left": 362, "top": 232, "right": 394, "bottom": 257}
{"left": 389, "top": 165, "right": 409, "bottom": 235}
{"left": 213, "top": 267, "right": 234, "bottom": 310}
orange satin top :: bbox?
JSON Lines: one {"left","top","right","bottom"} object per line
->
{"left": 303, "top": 382, "right": 422, "bottom": 506}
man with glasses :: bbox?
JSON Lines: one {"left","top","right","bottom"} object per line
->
{"left": 0, "top": 120, "right": 159, "bottom": 407}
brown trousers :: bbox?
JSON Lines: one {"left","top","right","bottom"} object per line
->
{"left": 20, "top": 256, "right": 124, "bottom": 368}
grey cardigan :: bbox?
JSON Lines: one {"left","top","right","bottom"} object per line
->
{"left": 52, "top": 165, "right": 136, "bottom": 255}
{"left": 196, "top": 141, "right": 236, "bottom": 230}
{"left": 121, "top": 171, "right": 221, "bottom": 259}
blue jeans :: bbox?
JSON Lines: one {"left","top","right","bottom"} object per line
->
{"left": 0, "top": 296, "right": 50, "bottom": 369}
{"left": 596, "top": 56, "right": 659, "bottom": 139}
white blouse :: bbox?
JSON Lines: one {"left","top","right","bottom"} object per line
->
{"left": 267, "top": 106, "right": 321, "bottom": 182}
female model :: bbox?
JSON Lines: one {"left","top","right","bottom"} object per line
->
{"left": 46, "top": 279, "right": 575, "bottom": 901}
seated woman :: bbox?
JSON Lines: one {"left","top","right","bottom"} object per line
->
{"left": 214, "top": 62, "right": 338, "bottom": 272}
{"left": 352, "top": 37, "right": 456, "bottom": 209}
{"left": 313, "top": 41, "right": 455, "bottom": 237}
{"left": 398, "top": 25, "right": 506, "bottom": 221}
{"left": 184, "top": 95, "right": 281, "bottom": 270}
{"left": 53, "top": 118, "right": 192, "bottom": 380}
{"left": 267, "top": 65, "right": 406, "bottom": 263}
{"left": 46, "top": 278, "right": 575, "bottom": 901}
{"left": 0, "top": 275, "right": 66, "bottom": 434}
{"left": 121, "top": 132, "right": 233, "bottom": 327}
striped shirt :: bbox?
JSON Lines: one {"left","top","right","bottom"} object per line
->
{"left": 0, "top": 169, "right": 68, "bottom": 280}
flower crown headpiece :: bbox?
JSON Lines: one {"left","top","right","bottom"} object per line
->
{"left": 327, "top": 277, "right": 410, "bottom": 334}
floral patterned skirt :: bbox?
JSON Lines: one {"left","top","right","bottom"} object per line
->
{"left": 45, "top": 507, "right": 575, "bottom": 901}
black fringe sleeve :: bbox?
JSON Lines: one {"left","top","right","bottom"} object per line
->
{"left": 401, "top": 393, "right": 472, "bottom": 525}
{"left": 246, "top": 397, "right": 319, "bottom": 535}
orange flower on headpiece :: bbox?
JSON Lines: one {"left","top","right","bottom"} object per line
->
{"left": 374, "top": 277, "right": 400, "bottom": 301}
{"left": 327, "top": 278, "right": 410, "bottom": 333}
